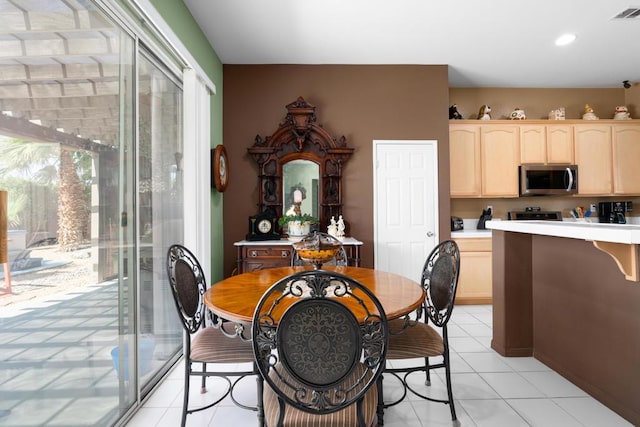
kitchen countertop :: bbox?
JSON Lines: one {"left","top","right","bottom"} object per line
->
{"left": 486, "top": 220, "right": 640, "bottom": 244}
{"left": 451, "top": 218, "right": 492, "bottom": 239}
{"left": 451, "top": 229, "right": 492, "bottom": 238}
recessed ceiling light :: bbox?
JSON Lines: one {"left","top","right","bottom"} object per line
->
{"left": 555, "top": 33, "right": 576, "bottom": 46}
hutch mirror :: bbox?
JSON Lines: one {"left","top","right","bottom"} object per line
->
{"left": 282, "top": 160, "right": 319, "bottom": 218}
{"left": 248, "top": 97, "right": 353, "bottom": 232}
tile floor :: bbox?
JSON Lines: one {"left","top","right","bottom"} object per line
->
{"left": 0, "top": 279, "right": 181, "bottom": 427}
{"left": 126, "top": 305, "right": 633, "bottom": 427}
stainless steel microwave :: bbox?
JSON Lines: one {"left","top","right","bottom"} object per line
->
{"left": 519, "top": 165, "right": 578, "bottom": 196}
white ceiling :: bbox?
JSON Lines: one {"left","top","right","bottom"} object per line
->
{"left": 183, "top": 0, "right": 640, "bottom": 88}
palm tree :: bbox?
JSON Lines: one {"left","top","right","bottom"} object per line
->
{"left": 0, "top": 138, "right": 91, "bottom": 250}
{"left": 0, "top": 138, "right": 59, "bottom": 183}
{"left": 57, "top": 149, "right": 89, "bottom": 250}
{"left": 6, "top": 192, "right": 28, "bottom": 228}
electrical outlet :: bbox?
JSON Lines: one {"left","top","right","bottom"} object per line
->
{"left": 487, "top": 205, "right": 493, "bottom": 212}
{"left": 590, "top": 203, "right": 597, "bottom": 212}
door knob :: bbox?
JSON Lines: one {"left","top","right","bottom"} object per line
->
{"left": 426, "top": 231, "right": 434, "bottom": 237}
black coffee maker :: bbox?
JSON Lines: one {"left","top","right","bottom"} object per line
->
{"left": 598, "top": 201, "right": 632, "bottom": 224}
{"left": 477, "top": 207, "right": 493, "bottom": 230}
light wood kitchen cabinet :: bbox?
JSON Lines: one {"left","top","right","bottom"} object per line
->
{"left": 450, "top": 125, "right": 481, "bottom": 197}
{"left": 612, "top": 124, "right": 640, "bottom": 195}
{"left": 480, "top": 126, "right": 520, "bottom": 197}
{"left": 450, "top": 120, "right": 639, "bottom": 198}
{"left": 519, "top": 125, "right": 547, "bottom": 164}
{"left": 546, "top": 125, "right": 574, "bottom": 164}
{"left": 450, "top": 124, "right": 519, "bottom": 198}
{"left": 455, "top": 237, "right": 492, "bottom": 305}
{"left": 574, "top": 124, "right": 613, "bottom": 195}
{"left": 520, "top": 125, "right": 574, "bottom": 164}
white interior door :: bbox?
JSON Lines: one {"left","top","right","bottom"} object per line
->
{"left": 373, "top": 140, "right": 439, "bottom": 282}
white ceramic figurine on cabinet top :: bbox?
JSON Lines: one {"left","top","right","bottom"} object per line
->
{"left": 327, "top": 216, "right": 338, "bottom": 237}
{"left": 548, "top": 107, "right": 565, "bottom": 120}
{"left": 509, "top": 108, "right": 526, "bottom": 120}
{"left": 336, "top": 215, "right": 345, "bottom": 240}
{"left": 477, "top": 105, "right": 491, "bottom": 120}
{"left": 613, "top": 105, "right": 631, "bottom": 120}
{"left": 582, "top": 104, "right": 599, "bottom": 120}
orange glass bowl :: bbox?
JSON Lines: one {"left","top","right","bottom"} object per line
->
{"left": 293, "top": 233, "right": 342, "bottom": 269}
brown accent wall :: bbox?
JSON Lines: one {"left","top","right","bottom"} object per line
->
{"left": 222, "top": 65, "right": 450, "bottom": 276}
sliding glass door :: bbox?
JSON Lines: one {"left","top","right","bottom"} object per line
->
{"left": 135, "top": 48, "right": 184, "bottom": 396}
{"left": 0, "top": 1, "right": 183, "bottom": 424}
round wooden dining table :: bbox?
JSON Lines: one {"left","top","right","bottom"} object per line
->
{"left": 204, "top": 266, "right": 425, "bottom": 324}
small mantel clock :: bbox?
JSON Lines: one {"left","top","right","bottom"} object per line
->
{"left": 246, "top": 212, "right": 280, "bottom": 241}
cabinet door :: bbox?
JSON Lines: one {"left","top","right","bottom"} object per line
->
{"left": 613, "top": 124, "right": 640, "bottom": 195}
{"left": 480, "top": 126, "right": 519, "bottom": 197}
{"left": 574, "top": 125, "right": 612, "bottom": 195}
{"left": 450, "top": 125, "right": 481, "bottom": 197}
{"left": 456, "top": 251, "right": 492, "bottom": 304}
{"left": 520, "top": 125, "right": 546, "bottom": 164}
{"left": 455, "top": 238, "right": 492, "bottom": 304}
{"left": 546, "top": 125, "right": 574, "bottom": 164}
{"left": 456, "top": 252, "right": 492, "bottom": 304}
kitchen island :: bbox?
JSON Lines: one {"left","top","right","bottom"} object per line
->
{"left": 486, "top": 220, "right": 640, "bottom": 425}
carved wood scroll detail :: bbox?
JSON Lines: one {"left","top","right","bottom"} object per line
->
{"left": 248, "top": 97, "right": 353, "bottom": 232}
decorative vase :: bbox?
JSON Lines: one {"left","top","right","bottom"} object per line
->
{"left": 287, "top": 221, "right": 311, "bottom": 242}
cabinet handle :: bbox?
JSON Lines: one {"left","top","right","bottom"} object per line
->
{"left": 250, "top": 250, "right": 257, "bottom": 257}
{"left": 427, "top": 231, "right": 434, "bottom": 237}
{"left": 281, "top": 251, "right": 289, "bottom": 257}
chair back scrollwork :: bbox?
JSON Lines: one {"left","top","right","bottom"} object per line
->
{"left": 166, "top": 244, "right": 206, "bottom": 334}
{"left": 422, "top": 240, "right": 460, "bottom": 328}
{"left": 252, "top": 270, "right": 388, "bottom": 419}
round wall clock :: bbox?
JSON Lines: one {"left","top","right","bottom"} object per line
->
{"left": 212, "top": 145, "right": 229, "bottom": 192}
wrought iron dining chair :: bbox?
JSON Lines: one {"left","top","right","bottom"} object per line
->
{"left": 166, "top": 244, "right": 257, "bottom": 427}
{"left": 252, "top": 269, "right": 389, "bottom": 427}
{"left": 382, "top": 240, "right": 461, "bottom": 424}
